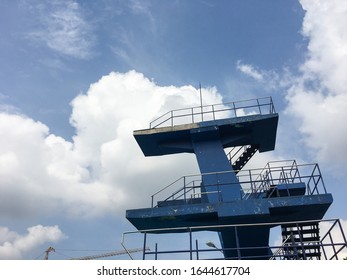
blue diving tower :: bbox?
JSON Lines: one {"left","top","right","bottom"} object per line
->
{"left": 126, "top": 97, "right": 339, "bottom": 260}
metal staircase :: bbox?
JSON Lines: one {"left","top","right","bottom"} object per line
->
{"left": 227, "top": 145, "right": 259, "bottom": 173}
{"left": 281, "top": 222, "right": 321, "bottom": 259}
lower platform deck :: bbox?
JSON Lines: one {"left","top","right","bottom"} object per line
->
{"left": 126, "top": 193, "right": 333, "bottom": 232}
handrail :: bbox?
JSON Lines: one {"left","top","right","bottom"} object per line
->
{"left": 269, "top": 233, "right": 293, "bottom": 260}
{"left": 149, "top": 161, "right": 327, "bottom": 208}
{"left": 149, "top": 96, "right": 276, "bottom": 128}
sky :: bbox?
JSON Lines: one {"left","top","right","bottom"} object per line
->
{"left": 0, "top": 0, "right": 346, "bottom": 260}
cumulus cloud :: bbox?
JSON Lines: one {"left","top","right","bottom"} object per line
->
{"left": 0, "top": 225, "right": 65, "bottom": 259}
{"left": 0, "top": 70, "right": 222, "bottom": 220}
{"left": 0, "top": 112, "right": 120, "bottom": 219}
{"left": 285, "top": 0, "right": 347, "bottom": 169}
{"left": 236, "top": 1, "right": 347, "bottom": 171}
{"left": 27, "top": 0, "right": 95, "bottom": 59}
{"left": 68, "top": 71, "right": 222, "bottom": 209}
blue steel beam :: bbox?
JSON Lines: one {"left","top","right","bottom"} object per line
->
{"left": 190, "top": 125, "right": 242, "bottom": 202}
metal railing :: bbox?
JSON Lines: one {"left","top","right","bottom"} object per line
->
{"left": 150, "top": 161, "right": 328, "bottom": 208}
{"left": 121, "top": 219, "right": 347, "bottom": 260}
{"left": 149, "top": 96, "right": 276, "bottom": 128}
{"left": 320, "top": 219, "right": 347, "bottom": 260}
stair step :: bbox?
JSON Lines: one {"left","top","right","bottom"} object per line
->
{"left": 283, "top": 237, "right": 320, "bottom": 243}
{"left": 282, "top": 228, "right": 319, "bottom": 235}
{"left": 231, "top": 145, "right": 258, "bottom": 173}
{"left": 297, "top": 237, "right": 319, "bottom": 242}
{"left": 282, "top": 250, "right": 321, "bottom": 259}
{"left": 283, "top": 244, "right": 321, "bottom": 250}
{"left": 283, "top": 222, "right": 319, "bottom": 228}
{"left": 298, "top": 252, "right": 321, "bottom": 259}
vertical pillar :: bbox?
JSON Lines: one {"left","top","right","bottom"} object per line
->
{"left": 190, "top": 126, "right": 242, "bottom": 202}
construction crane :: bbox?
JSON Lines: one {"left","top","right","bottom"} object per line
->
{"left": 44, "top": 246, "right": 55, "bottom": 260}
{"left": 69, "top": 247, "right": 149, "bottom": 260}
{"left": 43, "top": 246, "right": 149, "bottom": 260}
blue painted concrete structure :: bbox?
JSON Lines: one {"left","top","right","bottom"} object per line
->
{"left": 126, "top": 98, "right": 333, "bottom": 259}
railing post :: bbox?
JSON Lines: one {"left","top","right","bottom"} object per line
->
{"left": 296, "top": 223, "right": 306, "bottom": 259}
{"left": 270, "top": 96, "right": 275, "bottom": 113}
{"left": 196, "top": 239, "right": 199, "bottom": 260}
{"left": 316, "top": 164, "right": 327, "bottom": 194}
{"left": 155, "top": 243, "right": 158, "bottom": 260}
{"left": 234, "top": 226, "right": 241, "bottom": 259}
{"left": 321, "top": 239, "right": 328, "bottom": 260}
{"left": 183, "top": 176, "right": 187, "bottom": 203}
{"left": 171, "top": 110, "right": 173, "bottom": 127}
{"left": 327, "top": 231, "right": 338, "bottom": 260}
{"left": 290, "top": 232, "right": 299, "bottom": 259}
{"left": 189, "top": 228, "right": 193, "bottom": 260}
{"left": 249, "top": 169, "right": 254, "bottom": 196}
{"left": 143, "top": 233, "right": 147, "bottom": 260}
{"left": 256, "top": 98, "right": 262, "bottom": 115}
{"left": 337, "top": 219, "right": 347, "bottom": 246}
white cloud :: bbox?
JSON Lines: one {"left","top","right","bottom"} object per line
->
{"left": 0, "top": 225, "right": 65, "bottom": 259}
{"left": 236, "top": 1, "right": 347, "bottom": 171}
{"left": 0, "top": 70, "right": 222, "bottom": 221}
{"left": 235, "top": 61, "right": 283, "bottom": 94}
{"left": 235, "top": 3, "right": 347, "bottom": 181}
{"left": 284, "top": 0, "right": 347, "bottom": 170}
{"left": 300, "top": 0, "right": 347, "bottom": 95}
{"left": 236, "top": 61, "right": 264, "bottom": 82}
{"left": 27, "top": 0, "right": 95, "bottom": 59}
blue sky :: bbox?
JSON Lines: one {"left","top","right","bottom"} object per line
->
{"left": 0, "top": 0, "right": 346, "bottom": 259}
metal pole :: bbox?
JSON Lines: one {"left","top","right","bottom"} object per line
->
{"left": 155, "top": 243, "right": 158, "bottom": 260}
{"left": 189, "top": 229, "right": 193, "bottom": 260}
{"left": 143, "top": 233, "right": 147, "bottom": 260}
{"left": 199, "top": 83, "right": 203, "bottom": 122}
{"left": 196, "top": 240, "right": 199, "bottom": 260}
{"left": 234, "top": 227, "right": 241, "bottom": 259}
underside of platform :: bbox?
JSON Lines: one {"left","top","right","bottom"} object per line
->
{"left": 134, "top": 114, "right": 278, "bottom": 156}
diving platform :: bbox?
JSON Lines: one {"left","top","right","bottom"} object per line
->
{"left": 125, "top": 97, "right": 335, "bottom": 260}
{"left": 134, "top": 98, "right": 278, "bottom": 156}
{"left": 126, "top": 160, "right": 333, "bottom": 259}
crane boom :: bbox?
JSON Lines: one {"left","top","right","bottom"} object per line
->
{"left": 44, "top": 246, "right": 55, "bottom": 260}
{"left": 69, "top": 247, "right": 149, "bottom": 260}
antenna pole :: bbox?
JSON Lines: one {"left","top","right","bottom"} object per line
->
{"left": 199, "top": 83, "right": 203, "bottom": 122}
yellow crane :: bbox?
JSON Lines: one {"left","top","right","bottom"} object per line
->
{"left": 44, "top": 247, "right": 55, "bottom": 260}
{"left": 43, "top": 246, "right": 149, "bottom": 260}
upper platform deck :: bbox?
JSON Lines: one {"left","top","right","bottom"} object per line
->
{"left": 134, "top": 97, "right": 279, "bottom": 156}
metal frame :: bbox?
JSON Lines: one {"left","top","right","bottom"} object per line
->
{"left": 121, "top": 219, "right": 347, "bottom": 260}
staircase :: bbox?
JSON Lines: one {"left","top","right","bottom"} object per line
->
{"left": 280, "top": 222, "right": 321, "bottom": 260}
{"left": 228, "top": 145, "right": 259, "bottom": 173}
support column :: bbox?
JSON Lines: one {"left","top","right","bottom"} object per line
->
{"left": 190, "top": 126, "right": 242, "bottom": 202}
